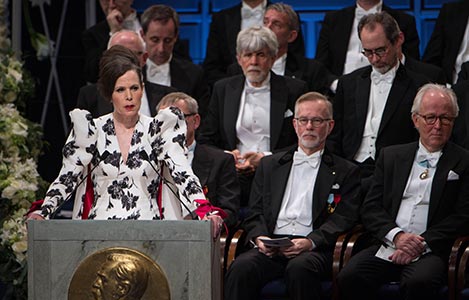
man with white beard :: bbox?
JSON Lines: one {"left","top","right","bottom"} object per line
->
{"left": 200, "top": 25, "right": 307, "bottom": 207}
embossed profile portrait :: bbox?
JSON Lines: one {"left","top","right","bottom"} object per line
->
{"left": 69, "top": 247, "right": 170, "bottom": 300}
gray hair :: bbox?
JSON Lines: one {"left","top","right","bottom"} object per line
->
{"left": 266, "top": 3, "right": 300, "bottom": 32}
{"left": 236, "top": 26, "right": 278, "bottom": 57}
{"left": 411, "top": 83, "right": 459, "bottom": 116}
{"left": 294, "top": 92, "right": 332, "bottom": 118}
{"left": 157, "top": 92, "right": 199, "bottom": 114}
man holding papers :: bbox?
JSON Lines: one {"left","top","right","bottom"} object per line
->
{"left": 224, "top": 92, "right": 362, "bottom": 300}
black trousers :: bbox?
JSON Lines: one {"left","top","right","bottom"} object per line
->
{"left": 337, "top": 245, "right": 446, "bottom": 300}
{"left": 224, "top": 248, "right": 332, "bottom": 300}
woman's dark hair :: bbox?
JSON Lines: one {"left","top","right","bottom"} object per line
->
{"left": 97, "top": 45, "right": 143, "bottom": 102}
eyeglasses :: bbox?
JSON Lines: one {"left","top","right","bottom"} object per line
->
{"left": 184, "top": 113, "right": 196, "bottom": 118}
{"left": 416, "top": 113, "right": 455, "bottom": 126}
{"left": 361, "top": 46, "right": 388, "bottom": 58}
{"left": 295, "top": 117, "right": 331, "bottom": 128}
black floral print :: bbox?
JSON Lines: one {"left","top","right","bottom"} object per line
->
{"left": 41, "top": 108, "right": 205, "bottom": 220}
{"left": 173, "top": 133, "right": 186, "bottom": 149}
{"left": 58, "top": 171, "right": 79, "bottom": 193}
{"left": 149, "top": 119, "right": 163, "bottom": 136}
{"left": 126, "top": 150, "right": 142, "bottom": 169}
{"left": 63, "top": 141, "right": 79, "bottom": 158}
{"left": 131, "top": 131, "right": 143, "bottom": 145}
{"left": 102, "top": 119, "right": 115, "bottom": 135}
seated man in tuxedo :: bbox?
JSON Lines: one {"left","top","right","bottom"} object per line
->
{"left": 224, "top": 92, "right": 361, "bottom": 300}
{"left": 227, "top": 3, "right": 333, "bottom": 95}
{"left": 338, "top": 83, "right": 469, "bottom": 300}
{"left": 203, "top": 0, "right": 305, "bottom": 88}
{"left": 77, "top": 30, "right": 176, "bottom": 118}
{"left": 327, "top": 12, "right": 428, "bottom": 182}
{"left": 157, "top": 92, "right": 241, "bottom": 230}
{"left": 140, "top": 5, "right": 210, "bottom": 117}
{"left": 316, "top": 0, "right": 420, "bottom": 92}
{"left": 200, "top": 25, "right": 307, "bottom": 206}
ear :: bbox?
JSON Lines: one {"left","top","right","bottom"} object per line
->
{"left": 327, "top": 120, "right": 335, "bottom": 135}
{"left": 396, "top": 31, "right": 405, "bottom": 48}
{"left": 117, "top": 283, "right": 131, "bottom": 297}
{"left": 287, "top": 30, "right": 298, "bottom": 44}
{"left": 141, "top": 52, "right": 149, "bottom": 66}
{"left": 193, "top": 113, "right": 201, "bottom": 130}
{"left": 411, "top": 113, "right": 419, "bottom": 129}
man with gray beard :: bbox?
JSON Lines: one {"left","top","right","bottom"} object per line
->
{"left": 200, "top": 26, "right": 307, "bottom": 207}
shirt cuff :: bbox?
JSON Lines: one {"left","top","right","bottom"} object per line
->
{"left": 384, "top": 227, "right": 403, "bottom": 247}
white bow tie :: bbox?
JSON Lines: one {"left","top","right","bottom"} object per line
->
{"left": 355, "top": 6, "right": 379, "bottom": 20}
{"left": 245, "top": 85, "right": 270, "bottom": 95}
{"left": 241, "top": 7, "right": 263, "bottom": 19}
{"left": 148, "top": 63, "right": 169, "bottom": 79}
{"left": 371, "top": 70, "right": 394, "bottom": 85}
{"left": 293, "top": 152, "right": 320, "bottom": 168}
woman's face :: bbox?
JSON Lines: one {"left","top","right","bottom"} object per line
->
{"left": 111, "top": 70, "right": 143, "bottom": 118}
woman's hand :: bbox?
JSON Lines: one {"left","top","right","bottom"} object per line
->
{"left": 27, "top": 213, "right": 45, "bottom": 220}
{"left": 204, "top": 214, "right": 224, "bottom": 239}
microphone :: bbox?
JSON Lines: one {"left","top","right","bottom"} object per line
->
{"left": 139, "top": 150, "right": 198, "bottom": 220}
{"left": 49, "top": 151, "right": 111, "bottom": 219}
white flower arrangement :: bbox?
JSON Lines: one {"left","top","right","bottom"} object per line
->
{"left": 0, "top": 1, "right": 45, "bottom": 298}
{"left": 0, "top": 208, "right": 28, "bottom": 265}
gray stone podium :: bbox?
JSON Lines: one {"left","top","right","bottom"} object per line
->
{"left": 28, "top": 220, "right": 221, "bottom": 300}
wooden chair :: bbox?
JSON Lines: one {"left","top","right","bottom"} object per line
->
{"left": 223, "top": 226, "right": 364, "bottom": 300}
{"left": 452, "top": 237, "right": 469, "bottom": 300}
{"left": 340, "top": 228, "right": 469, "bottom": 300}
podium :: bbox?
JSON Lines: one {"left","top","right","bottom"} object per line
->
{"left": 28, "top": 220, "right": 221, "bottom": 300}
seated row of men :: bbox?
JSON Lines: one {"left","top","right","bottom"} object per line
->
{"left": 83, "top": 0, "right": 469, "bottom": 92}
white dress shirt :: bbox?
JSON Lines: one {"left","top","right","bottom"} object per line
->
{"left": 343, "top": 1, "right": 382, "bottom": 75}
{"left": 120, "top": 10, "right": 142, "bottom": 33}
{"left": 236, "top": 74, "right": 271, "bottom": 155}
{"left": 354, "top": 63, "right": 398, "bottom": 163}
{"left": 139, "top": 89, "right": 151, "bottom": 117}
{"left": 453, "top": 17, "right": 469, "bottom": 84}
{"left": 241, "top": 0, "right": 267, "bottom": 30}
{"left": 146, "top": 57, "right": 171, "bottom": 87}
{"left": 385, "top": 141, "right": 442, "bottom": 244}
{"left": 274, "top": 148, "right": 322, "bottom": 236}
{"left": 272, "top": 53, "right": 287, "bottom": 76}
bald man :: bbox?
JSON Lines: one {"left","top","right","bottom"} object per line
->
{"left": 77, "top": 30, "right": 176, "bottom": 117}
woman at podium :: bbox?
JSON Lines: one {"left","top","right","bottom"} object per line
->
{"left": 28, "top": 46, "right": 222, "bottom": 229}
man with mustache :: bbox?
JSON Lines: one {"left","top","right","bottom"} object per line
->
{"left": 224, "top": 92, "right": 361, "bottom": 300}
{"left": 200, "top": 25, "right": 307, "bottom": 207}
{"left": 327, "top": 12, "right": 429, "bottom": 187}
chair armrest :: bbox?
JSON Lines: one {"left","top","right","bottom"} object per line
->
{"left": 331, "top": 225, "right": 365, "bottom": 300}
{"left": 449, "top": 235, "right": 469, "bottom": 300}
{"left": 226, "top": 229, "right": 245, "bottom": 271}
